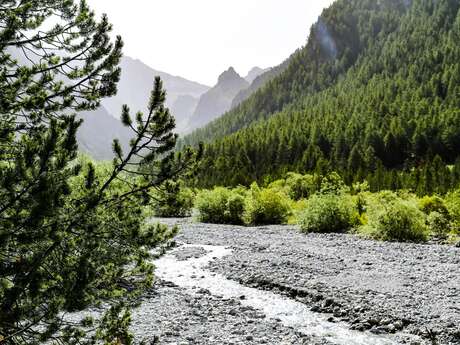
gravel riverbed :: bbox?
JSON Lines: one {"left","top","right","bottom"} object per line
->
{"left": 132, "top": 219, "right": 460, "bottom": 345}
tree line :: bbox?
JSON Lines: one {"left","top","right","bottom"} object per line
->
{"left": 187, "top": 0, "right": 460, "bottom": 195}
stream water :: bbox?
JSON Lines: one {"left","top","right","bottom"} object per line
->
{"left": 155, "top": 244, "right": 402, "bottom": 345}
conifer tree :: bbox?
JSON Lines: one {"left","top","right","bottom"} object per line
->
{"left": 0, "top": 1, "right": 199, "bottom": 344}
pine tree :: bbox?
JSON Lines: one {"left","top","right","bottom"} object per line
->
{"left": 0, "top": 2, "right": 199, "bottom": 344}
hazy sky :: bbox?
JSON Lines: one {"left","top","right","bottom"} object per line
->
{"left": 86, "top": 1, "right": 335, "bottom": 86}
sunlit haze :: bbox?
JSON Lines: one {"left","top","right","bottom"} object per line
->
{"left": 86, "top": 0, "right": 335, "bottom": 85}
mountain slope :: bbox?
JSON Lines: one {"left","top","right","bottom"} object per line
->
{"left": 189, "top": 0, "right": 460, "bottom": 190}
{"left": 182, "top": 0, "right": 397, "bottom": 147}
{"left": 187, "top": 67, "right": 249, "bottom": 131}
{"left": 102, "top": 56, "right": 209, "bottom": 131}
{"left": 231, "top": 61, "right": 289, "bottom": 109}
{"left": 77, "top": 106, "right": 132, "bottom": 161}
{"left": 244, "top": 67, "right": 270, "bottom": 84}
{"left": 170, "top": 95, "right": 200, "bottom": 132}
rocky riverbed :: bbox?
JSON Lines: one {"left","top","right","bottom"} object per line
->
{"left": 131, "top": 219, "right": 459, "bottom": 345}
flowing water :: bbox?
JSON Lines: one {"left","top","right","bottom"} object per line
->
{"left": 155, "top": 244, "right": 404, "bottom": 345}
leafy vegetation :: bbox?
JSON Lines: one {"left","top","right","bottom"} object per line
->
{"left": 298, "top": 194, "right": 355, "bottom": 234}
{"left": 269, "top": 172, "right": 320, "bottom": 201}
{"left": 195, "top": 187, "right": 246, "bottom": 225}
{"left": 243, "top": 183, "right": 291, "bottom": 226}
{"left": 194, "top": 184, "right": 291, "bottom": 226}
{"left": 445, "top": 190, "right": 460, "bottom": 234}
{"left": 0, "top": 1, "right": 198, "bottom": 343}
{"left": 192, "top": 171, "right": 460, "bottom": 244}
{"left": 2, "top": 0, "right": 460, "bottom": 343}
{"left": 152, "top": 181, "right": 195, "bottom": 218}
{"left": 183, "top": 0, "right": 460, "bottom": 195}
{"left": 360, "top": 192, "right": 429, "bottom": 242}
{"left": 427, "top": 211, "right": 451, "bottom": 238}
{"left": 419, "top": 195, "right": 450, "bottom": 217}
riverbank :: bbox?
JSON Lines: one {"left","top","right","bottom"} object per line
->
{"left": 132, "top": 219, "right": 459, "bottom": 344}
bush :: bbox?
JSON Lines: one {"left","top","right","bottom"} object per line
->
{"left": 195, "top": 187, "right": 245, "bottom": 224}
{"left": 362, "top": 196, "right": 428, "bottom": 242}
{"left": 427, "top": 211, "right": 451, "bottom": 238}
{"left": 289, "top": 198, "right": 309, "bottom": 225}
{"left": 243, "top": 183, "right": 291, "bottom": 225}
{"left": 319, "top": 172, "right": 349, "bottom": 195}
{"left": 153, "top": 181, "right": 195, "bottom": 217}
{"left": 298, "top": 194, "right": 354, "bottom": 233}
{"left": 445, "top": 190, "right": 460, "bottom": 235}
{"left": 419, "top": 195, "right": 449, "bottom": 216}
{"left": 268, "top": 178, "right": 288, "bottom": 192}
{"left": 285, "top": 173, "right": 319, "bottom": 200}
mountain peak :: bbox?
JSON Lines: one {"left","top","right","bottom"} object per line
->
{"left": 245, "top": 66, "right": 270, "bottom": 84}
{"left": 218, "top": 67, "right": 241, "bottom": 84}
{"left": 189, "top": 67, "right": 249, "bottom": 132}
{"left": 247, "top": 66, "right": 264, "bottom": 75}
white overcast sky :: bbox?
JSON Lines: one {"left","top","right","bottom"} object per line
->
{"left": 86, "top": 1, "right": 335, "bottom": 86}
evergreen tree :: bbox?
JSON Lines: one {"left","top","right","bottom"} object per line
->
{"left": 0, "top": 1, "right": 199, "bottom": 344}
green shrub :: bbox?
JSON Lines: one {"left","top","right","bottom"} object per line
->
{"left": 445, "top": 190, "right": 460, "bottom": 235}
{"left": 369, "top": 190, "right": 401, "bottom": 204}
{"left": 351, "top": 181, "right": 370, "bottom": 194}
{"left": 285, "top": 172, "right": 319, "bottom": 200}
{"left": 289, "top": 198, "right": 309, "bottom": 225}
{"left": 153, "top": 181, "right": 195, "bottom": 217}
{"left": 319, "top": 172, "right": 349, "bottom": 195}
{"left": 419, "top": 195, "right": 449, "bottom": 216}
{"left": 243, "top": 183, "right": 291, "bottom": 225}
{"left": 427, "top": 211, "right": 451, "bottom": 238}
{"left": 268, "top": 178, "right": 288, "bottom": 192}
{"left": 195, "top": 187, "right": 245, "bottom": 224}
{"left": 362, "top": 196, "right": 428, "bottom": 242}
{"left": 298, "top": 194, "right": 354, "bottom": 233}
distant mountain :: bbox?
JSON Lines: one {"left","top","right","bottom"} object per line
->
{"left": 231, "top": 62, "right": 288, "bottom": 109}
{"left": 244, "top": 67, "right": 270, "bottom": 84}
{"left": 187, "top": 67, "right": 249, "bottom": 131}
{"left": 76, "top": 56, "right": 210, "bottom": 159}
{"left": 102, "top": 56, "right": 209, "bottom": 131}
{"left": 77, "top": 106, "right": 131, "bottom": 161}
{"left": 9, "top": 48, "right": 209, "bottom": 159}
{"left": 170, "top": 95, "right": 199, "bottom": 133}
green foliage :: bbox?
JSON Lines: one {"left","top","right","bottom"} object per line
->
{"left": 298, "top": 194, "right": 355, "bottom": 233}
{"left": 153, "top": 181, "right": 195, "bottom": 218}
{"left": 194, "top": 171, "right": 459, "bottom": 242}
{"left": 183, "top": 0, "right": 460, "bottom": 195}
{"left": 195, "top": 187, "right": 246, "bottom": 225}
{"left": 419, "top": 196, "right": 449, "bottom": 216}
{"left": 243, "top": 183, "right": 291, "bottom": 226}
{"left": 319, "top": 172, "right": 349, "bottom": 195}
{"left": 445, "top": 189, "right": 460, "bottom": 234}
{"left": 285, "top": 173, "right": 319, "bottom": 200}
{"left": 268, "top": 173, "right": 319, "bottom": 200}
{"left": 361, "top": 192, "right": 428, "bottom": 242}
{"left": 0, "top": 2, "right": 200, "bottom": 343}
{"left": 427, "top": 211, "right": 451, "bottom": 238}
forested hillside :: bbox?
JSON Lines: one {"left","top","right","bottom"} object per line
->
{"left": 186, "top": 0, "right": 460, "bottom": 193}
{"left": 230, "top": 63, "right": 286, "bottom": 109}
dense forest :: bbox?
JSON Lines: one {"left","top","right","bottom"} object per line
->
{"left": 183, "top": 0, "right": 460, "bottom": 194}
